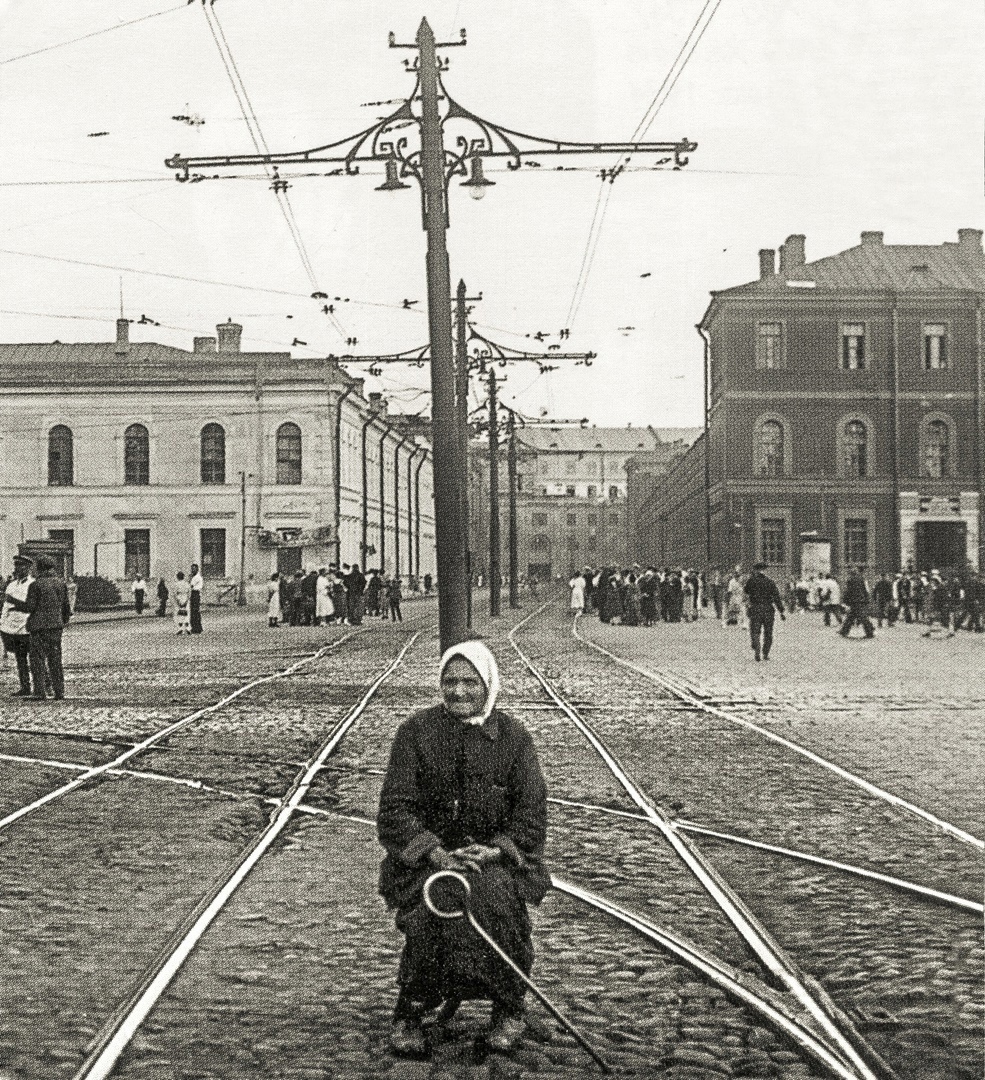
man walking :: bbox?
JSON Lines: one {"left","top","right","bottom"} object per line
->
{"left": 22, "top": 556, "right": 71, "bottom": 700}
{"left": 1, "top": 555, "right": 36, "bottom": 696}
{"left": 189, "top": 563, "right": 204, "bottom": 634}
{"left": 819, "top": 571, "right": 842, "bottom": 626}
{"left": 131, "top": 574, "right": 147, "bottom": 615}
{"left": 840, "top": 567, "right": 875, "bottom": 639}
{"left": 743, "top": 562, "right": 785, "bottom": 661}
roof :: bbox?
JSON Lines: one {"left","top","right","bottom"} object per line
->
{"left": 713, "top": 233, "right": 985, "bottom": 303}
{"left": 516, "top": 426, "right": 701, "bottom": 453}
{"left": 0, "top": 340, "right": 358, "bottom": 387}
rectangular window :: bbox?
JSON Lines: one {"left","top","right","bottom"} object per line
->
{"left": 756, "top": 322, "right": 784, "bottom": 369}
{"left": 587, "top": 514, "right": 597, "bottom": 526}
{"left": 841, "top": 323, "right": 866, "bottom": 370}
{"left": 47, "top": 529, "right": 75, "bottom": 579}
{"left": 843, "top": 518, "right": 869, "bottom": 567}
{"left": 566, "top": 485, "right": 576, "bottom": 497}
{"left": 532, "top": 512, "right": 547, "bottom": 526}
{"left": 566, "top": 513, "right": 577, "bottom": 525}
{"left": 200, "top": 528, "right": 226, "bottom": 578}
{"left": 923, "top": 324, "right": 948, "bottom": 370}
{"left": 608, "top": 513, "right": 619, "bottom": 525}
{"left": 760, "top": 518, "right": 786, "bottom": 565}
{"left": 586, "top": 485, "right": 597, "bottom": 498}
{"left": 124, "top": 529, "right": 150, "bottom": 579}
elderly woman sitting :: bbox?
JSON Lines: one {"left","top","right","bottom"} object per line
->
{"left": 377, "top": 640, "right": 550, "bottom": 1056}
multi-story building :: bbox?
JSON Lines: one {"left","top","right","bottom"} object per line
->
{"left": 0, "top": 318, "right": 435, "bottom": 590}
{"left": 470, "top": 424, "right": 700, "bottom": 582}
{"left": 634, "top": 229, "right": 984, "bottom": 575}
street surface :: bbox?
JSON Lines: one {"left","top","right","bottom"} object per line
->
{"left": 0, "top": 597, "right": 979, "bottom": 1080}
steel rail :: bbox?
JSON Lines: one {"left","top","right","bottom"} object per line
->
{"left": 0, "top": 631, "right": 361, "bottom": 835}
{"left": 571, "top": 614, "right": 984, "bottom": 851}
{"left": 298, "top": 804, "right": 869, "bottom": 1080}
{"left": 72, "top": 629, "right": 421, "bottom": 1080}
{"left": 508, "top": 610, "right": 886, "bottom": 1080}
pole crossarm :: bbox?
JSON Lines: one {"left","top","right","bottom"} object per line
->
{"left": 467, "top": 327, "right": 595, "bottom": 371}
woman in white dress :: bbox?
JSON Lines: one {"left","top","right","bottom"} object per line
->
{"left": 569, "top": 573, "right": 585, "bottom": 614}
{"left": 173, "top": 572, "right": 191, "bottom": 634}
{"left": 315, "top": 567, "right": 334, "bottom": 625}
{"left": 267, "top": 573, "right": 282, "bottom": 627}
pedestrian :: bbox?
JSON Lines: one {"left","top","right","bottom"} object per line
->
{"left": 378, "top": 640, "right": 550, "bottom": 1057}
{"left": 1, "top": 555, "right": 36, "bottom": 697}
{"left": 743, "top": 562, "right": 785, "bottom": 661}
{"left": 346, "top": 562, "right": 367, "bottom": 626}
{"left": 387, "top": 575, "right": 403, "bottom": 622}
{"left": 819, "top": 571, "right": 842, "bottom": 626}
{"left": 21, "top": 556, "right": 71, "bottom": 700}
{"left": 840, "top": 567, "right": 875, "bottom": 639}
{"left": 331, "top": 568, "right": 348, "bottom": 623}
{"left": 366, "top": 569, "right": 383, "bottom": 617}
{"left": 639, "top": 568, "right": 658, "bottom": 626}
{"left": 300, "top": 567, "right": 319, "bottom": 626}
{"left": 622, "top": 573, "right": 641, "bottom": 626}
{"left": 873, "top": 572, "right": 895, "bottom": 627}
{"left": 131, "top": 574, "right": 147, "bottom": 615}
{"left": 568, "top": 572, "right": 585, "bottom": 615}
{"left": 189, "top": 563, "right": 204, "bottom": 634}
{"left": 423, "top": 572, "right": 433, "bottom": 596}
{"left": 897, "top": 572, "right": 914, "bottom": 624}
{"left": 173, "top": 572, "right": 192, "bottom": 634}
{"left": 708, "top": 566, "right": 724, "bottom": 619}
{"left": 315, "top": 567, "right": 334, "bottom": 626}
{"left": 267, "top": 572, "right": 282, "bottom": 627}
{"left": 156, "top": 577, "right": 169, "bottom": 617}
{"left": 724, "top": 570, "right": 745, "bottom": 626}
{"left": 794, "top": 575, "right": 809, "bottom": 612}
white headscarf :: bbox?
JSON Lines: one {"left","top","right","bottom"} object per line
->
{"left": 438, "top": 639, "right": 500, "bottom": 725}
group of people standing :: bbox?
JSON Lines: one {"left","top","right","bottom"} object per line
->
{"left": 132, "top": 566, "right": 204, "bottom": 635}
{"left": 1, "top": 554, "right": 71, "bottom": 700}
{"left": 267, "top": 564, "right": 406, "bottom": 628}
{"left": 569, "top": 566, "right": 705, "bottom": 626}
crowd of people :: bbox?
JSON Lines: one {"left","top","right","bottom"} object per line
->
{"left": 569, "top": 563, "right": 985, "bottom": 646}
{"left": 265, "top": 565, "right": 434, "bottom": 628}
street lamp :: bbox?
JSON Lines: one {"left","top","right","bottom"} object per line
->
{"left": 460, "top": 155, "right": 495, "bottom": 199}
{"left": 165, "top": 18, "right": 696, "bottom": 652}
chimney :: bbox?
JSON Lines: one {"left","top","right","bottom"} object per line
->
{"left": 758, "top": 249, "right": 775, "bottom": 280}
{"left": 779, "top": 234, "right": 805, "bottom": 277}
{"left": 861, "top": 231, "right": 884, "bottom": 247}
{"left": 194, "top": 336, "right": 217, "bottom": 354}
{"left": 368, "top": 391, "right": 387, "bottom": 415}
{"left": 115, "top": 318, "right": 130, "bottom": 355}
{"left": 957, "top": 228, "right": 983, "bottom": 253}
{"left": 216, "top": 318, "right": 243, "bottom": 353}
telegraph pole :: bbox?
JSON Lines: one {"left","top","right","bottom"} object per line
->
{"left": 455, "top": 280, "right": 476, "bottom": 629}
{"left": 506, "top": 411, "right": 520, "bottom": 609}
{"left": 238, "top": 470, "right": 248, "bottom": 605}
{"left": 487, "top": 368, "right": 502, "bottom": 616}
{"left": 166, "top": 18, "right": 696, "bottom": 652}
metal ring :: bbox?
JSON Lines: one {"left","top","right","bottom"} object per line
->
{"left": 423, "top": 870, "right": 471, "bottom": 919}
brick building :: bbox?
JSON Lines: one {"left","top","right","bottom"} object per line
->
{"left": 0, "top": 318, "right": 435, "bottom": 590}
{"left": 634, "top": 230, "right": 984, "bottom": 576}
{"left": 470, "top": 424, "right": 699, "bottom": 582}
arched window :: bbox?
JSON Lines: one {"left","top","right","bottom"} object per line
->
{"left": 923, "top": 419, "right": 950, "bottom": 478}
{"left": 757, "top": 419, "right": 784, "bottom": 477}
{"left": 200, "top": 423, "right": 226, "bottom": 484}
{"left": 124, "top": 424, "right": 150, "bottom": 485}
{"left": 48, "top": 425, "right": 73, "bottom": 486}
{"left": 276, "top": 422, "right": 302, "bottom": 485}
{"left": 842, "top": 419, "right": 868, "bottom": 478}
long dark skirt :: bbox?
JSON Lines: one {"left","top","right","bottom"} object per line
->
{"left": 393, "top": 865, "right": 533, "bottom": 1019}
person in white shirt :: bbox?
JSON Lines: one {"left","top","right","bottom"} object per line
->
{"left": 819, "top": 572, "right": 842, "bottom": 626}
{"left": 1, "top": 555, "right": 36, "bottom": 695}
{"left": 173, "top": 572, "right": 191, "bottom": 634}
{"left": 131, "top": 575, "right": 147, "bottom": 615}
{"left": 189, "top": 563, "right": 204, "bottom": 634}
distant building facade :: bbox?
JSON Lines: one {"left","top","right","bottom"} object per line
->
{"left": 0, "top": 319, "right": 435, "bottom": 589}
{"left": 634, "top": 230, "right": 984, "bottom": 575}
{"left": 470, "top": 424, "right": 700, "bottom": 581}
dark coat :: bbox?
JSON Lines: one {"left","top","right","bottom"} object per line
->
{"left": 843, "top": 574, "right": 871, "bottom": 611}
{"left": 744, "top": 571, "right": 784, "bottom": 612}
{"left": 20, "top": 574, "right": 71, "bottom": 631}
{"left": 378, "top": 706, "right": 550, "bottom": 912}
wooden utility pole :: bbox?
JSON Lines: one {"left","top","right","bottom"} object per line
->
{"left": 487, "top": 368, "right": 502, "bottom": 616}
{"left": 507, "top": 411, "right": 520, "bottom": 608}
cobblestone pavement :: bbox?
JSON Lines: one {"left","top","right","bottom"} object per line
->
{"left": 0, "top": 598, "right": 979, "bottom": 1079}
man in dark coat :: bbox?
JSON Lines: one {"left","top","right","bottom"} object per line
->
{"left": 345, "top": 562, "right": 367, "bottom": 625}
{"left": 378, "top": 641, "right": 549, "bottom": 1057}
{"left": 840, "top": 568, "right": 875, "bottom": 639}
{"left": 299, "top": 568, "right": 319, "bottom": 626}
{"left": 17, "top": 556, "right": 71, "bottom": 700}
{"left": 743, "top": 562, "right": 785, "bottom": 661}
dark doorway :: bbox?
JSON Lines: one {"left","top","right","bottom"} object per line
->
{"left": 200, "top": 528, "right": 227, "bottom": 578}
{"left": 915, "top": 520, "right": 967, "bottom": 572}
{"left": 277, "top": 546, "right": 302, "bottom": 576}
{"left": 124, "top": 529, "right": 151, "bottom": 579}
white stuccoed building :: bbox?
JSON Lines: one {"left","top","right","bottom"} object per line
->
{"left": 0, "top": 318, "right": 435, "bottom": 593}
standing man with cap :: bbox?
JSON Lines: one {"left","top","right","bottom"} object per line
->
{"left": 21, "top": 556, "right": 71, "bottom": 700}
{"left": 189, "top": 563, "right": 204, "bottom": 634}
{"left": 1, "top": 555, "right": 36, "bottom": 696}
{"left": 744, "top": 562, "right": 786, "bottom": 661}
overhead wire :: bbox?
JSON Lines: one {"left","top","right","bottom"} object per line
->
{"left": 0, "top": 4, "right": 187, "bottom": 68}
{"left": 564, "top": 0, "right": 723, "bottom": 330}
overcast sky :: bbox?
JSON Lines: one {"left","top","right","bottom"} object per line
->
{"left": 0, "top": 1, "right": 982, "bottom": 427}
